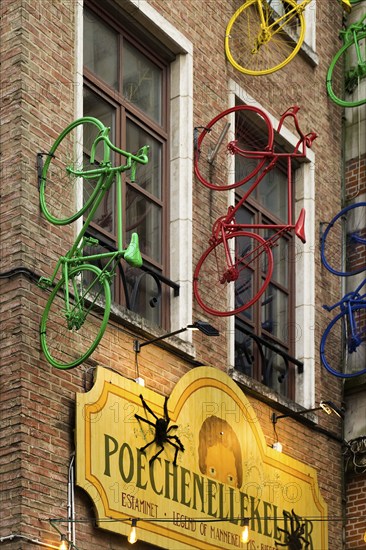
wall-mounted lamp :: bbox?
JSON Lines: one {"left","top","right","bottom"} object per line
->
{"left": 59, "top": 534, "right": 69, "bottom": 550}
{"left": 241, "top": 518, "right": 250, "bottom": 543}
{"left": 133, "top": 321, "right": 219, "bottom": 353}
{"left": 272, "top": 400, "right": 344, "bottom": 424}
{"left": 128, "top": 519, "right": 137, "bottom": 544}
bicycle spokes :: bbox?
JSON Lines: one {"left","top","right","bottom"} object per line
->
{"left": 40, "top": 118, "right": 106, "bottom": 225}
{"left": 345, "top": 306, "right": 366, "bottom": 367}
{"left": 321, "top": 203, "right": 366, "bottom": 277}
{"left": 225, "top": 0, "right": 306, "bottom": 76}
{"left": 40, "top": 265, "right": 111, "bottom": 369}
{"left": 193, "top": 231, "right": 273, "bottom": 317}
{"left": 321, "top": 303, "right": 366, "bottom": 378}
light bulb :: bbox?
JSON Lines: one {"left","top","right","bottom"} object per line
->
{"left": 128, "top": 520, "right": 137, "bottom": 544}
{"left": 241, "top": 519, "right": 249, "bottom": 543}
{"left": 59, "top": 535, "right": 68, "bottom": 550}
{"left": 363, "top": 530, "right": 366, "bottom": 543}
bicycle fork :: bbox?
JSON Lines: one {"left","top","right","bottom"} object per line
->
{"left": 325, "top": 297, "right": 364, "bottom": 353}
{"left": 219, "top": 225, "right": 274, "bottom": 284}
{"left": 345, "top": 301, "right": 363, "bottom": 352}
{"left": 253, "top": 0, "right": 307, "bottom": 54}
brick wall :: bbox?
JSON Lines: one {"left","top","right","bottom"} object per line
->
{"left": 0, "top": 0, "right": 351, "bottom": 549}
{"left": 346, "top": 473, "right": 366, "bottom": 549}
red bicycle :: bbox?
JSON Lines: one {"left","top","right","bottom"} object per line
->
{"left": 193, "top": 105, "right": 317, "bottom": 317}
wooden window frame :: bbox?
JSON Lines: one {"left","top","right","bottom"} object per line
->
{"left": 234, "top": 124, "right": 297, "bottom": 399}
{"left": 83, "top": 1, "right": 171, "bottom": 328}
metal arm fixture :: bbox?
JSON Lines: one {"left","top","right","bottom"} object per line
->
{"left": 133, "top": 321, "right": 219, "bottom": 353}
{"left": 272, "top": 400, "right": 344, "bottom": 424}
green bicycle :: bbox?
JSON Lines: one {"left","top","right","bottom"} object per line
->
{"left": 327, "top": 4, "right": 366, "bottom": 108}
{"left": 38, "top": 117, "right": 149, "bottom": 370}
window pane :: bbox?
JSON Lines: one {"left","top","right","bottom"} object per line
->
{"left": 83, "top": 89, "right": 116, "bottom": 234}
{"left": 84, "top": 10, "right": 118, "bottom": 89}
{"left": 125, "top": 268, "right": 161, "bottom": 326}
{"left": 126, "top": 120, "right": 162, "bottom": 200}
{"left": 126, "top": 188, "right": 162, "bottom": 263}
{"left": 236, "top": 204, "right": 254, "bottom": 226}
{"left": 265, "top": 230, "right": 289, "bottom": 287}
{"left": 262, "top": 342, "right": 288, "bottom": 397}
{"left": 258, "top": 168, "right": 288, "bottom": 221}
{"left": 123, "top": 41, "right": 162, "bottom": 124}
{"left": 235, "top": 326, "right": 254, "bottom": 377}
{"left": 261, "top": 284, "right": 288, "bottom": 343}
{"left": 235, "top": 207, "right": 255, "bottom": 320}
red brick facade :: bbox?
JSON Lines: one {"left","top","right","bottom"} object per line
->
{"left": 1, "top": 1, "right": 365, "bottom": 549}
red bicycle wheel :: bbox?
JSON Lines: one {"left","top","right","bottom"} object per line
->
{"left": 193, "top": 231, "right": 273, "bottom": 317}
{"left": 194, "top": 105, "right": 274, "bottom": 190}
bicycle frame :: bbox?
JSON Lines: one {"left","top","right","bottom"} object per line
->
{"left": 323, "top": 279, "right": 366, "bottom": 352}
{"left": 342, "top": 14, "right": 366, "bottom": 81}
{"left": 254, "top": 0, "right": 310, "bottom": 49}
{"left": 324, "top": 279, "right": 366, "bottom": 313}
{"left": 40, "top": 130, "right": 149, "bottom": 291}
{"left": 211, "top": 106, "right": 316, "bottom": 247}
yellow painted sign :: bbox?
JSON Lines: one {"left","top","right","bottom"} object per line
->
{"left": 76, "top": 366, "right": 328, "bottom": 549}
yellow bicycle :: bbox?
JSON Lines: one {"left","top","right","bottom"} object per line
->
{"left": 225, "top": 0, "right": 352, "bottom": 76}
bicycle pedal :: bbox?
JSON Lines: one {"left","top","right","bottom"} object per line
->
{"left": 84, "top": 237, "right": 99, "bottom": 247}
{"left": 124, "top": 233, "right": 143, "bottom": 268}
{"left": 340, "top": 0, "right": 351, "bottom": 13}
{"left": 38, "top": 276, "right": 52, "bottom": 289}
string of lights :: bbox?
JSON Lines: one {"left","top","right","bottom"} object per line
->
{"left": 46, "top": 514, "right": 366, "bottom": 549}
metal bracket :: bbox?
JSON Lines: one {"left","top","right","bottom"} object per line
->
{"left": 37, "top": 152, "right": 54, "bottom": 190}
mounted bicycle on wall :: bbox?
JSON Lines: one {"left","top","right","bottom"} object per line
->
{"left": 224, "top": 0, "right": 352, "bottom": 76}
{"left": 38, "top": 117, "right": 149, "bottom": 370}
{"left": 326, "top": 3, "right": 366, "bottom": 108}
{"left": 193, "top": 104, "right": 316, "bottom": 317}
{"left": 320, "top": 202, "right": 366, "bottom": 378}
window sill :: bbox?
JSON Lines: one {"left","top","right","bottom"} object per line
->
{"left": 299, "top": 40, "right": 318, "bottom": 67}
{"left": 229, "top": 367, "right": 320, "bottom": 422}
{"left": 109, "top": 302, "right": 198, "bottom": 362}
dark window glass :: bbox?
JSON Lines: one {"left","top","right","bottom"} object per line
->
{"left": 234, "top": 110, "right": 296, "bottom": 399}
{"left": 83, "top": 5, "right": 169, "bottom": 326}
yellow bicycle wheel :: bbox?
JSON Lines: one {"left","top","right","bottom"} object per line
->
{"left": 225, "top": 0, "right": 306, "bottom": 76}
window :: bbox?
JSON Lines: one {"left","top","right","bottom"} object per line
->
{"left": 233, "top": 106, "right": 296, "bottom": 397}
{"left": 228, "top": 84, "right": 316, "bottom": 405}
{"left": 271, "top": 0, "right": 317, "bottom": 63}
{"left": 83, "top": 4, "right": 169, "bottom": 327}
{"left": 234, "top": 159, "right": 296, "bottom": 398}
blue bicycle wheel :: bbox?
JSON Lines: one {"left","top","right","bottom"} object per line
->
{"left": 321, "top": 202, "right": 366, "bottom": 276}
{"left": 320, "top": 304, "right": 366, "bottom": 378}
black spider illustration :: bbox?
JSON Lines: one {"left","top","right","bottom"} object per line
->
{"left": 275, "top": 509, "right": 310, "bottom": 550}
{"left": 135, "top": 394, "right": 185, "bottom": 466}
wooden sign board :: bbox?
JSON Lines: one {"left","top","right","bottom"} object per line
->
{"left": 76, "top": 366, "right": 328, "bottom": 549}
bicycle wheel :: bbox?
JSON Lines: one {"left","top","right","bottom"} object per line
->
{"left": 326, "top": 32, "right": 366, "bottom": 108}
{"left": 40, "top": 117, "right": 107, "bottom": 225}
{"left": 320, "top": 304, "right": 366, "bottom": 378}
{"left": 321, "top": 202, "right": 366, "bottom": 276}
{"left": 225, "top": 0, "right": 306, "bottom": 76}
{"left": 193, "top": 231, "right": 273, "bottom": 316}
{"left": 194, "top": 105, "right": 274, "bottom": 190}
{"left": 40, "top": 264, "right": 111, "bottom": 369}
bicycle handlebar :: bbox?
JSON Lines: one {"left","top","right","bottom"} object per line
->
{"left": 277, "top": 106, "right": 318, "bottom": 154}
{"left": 90, "top": 128, "right": 149, "bottom": 164}
{"left": 323, "top": 287, "right": 366, "bottom": 312}
{"left": 89, "top": 126, "right": 149, "bottom": 182}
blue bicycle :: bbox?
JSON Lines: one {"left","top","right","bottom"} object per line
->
{"left": 320, "top": 203, "right": 366, "bottom": 378}
{"left": 320, "top": 280, "right": 366, "bottom": 378}
{"left": 321, "top": 202, "right": 366, "bottom": 276}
